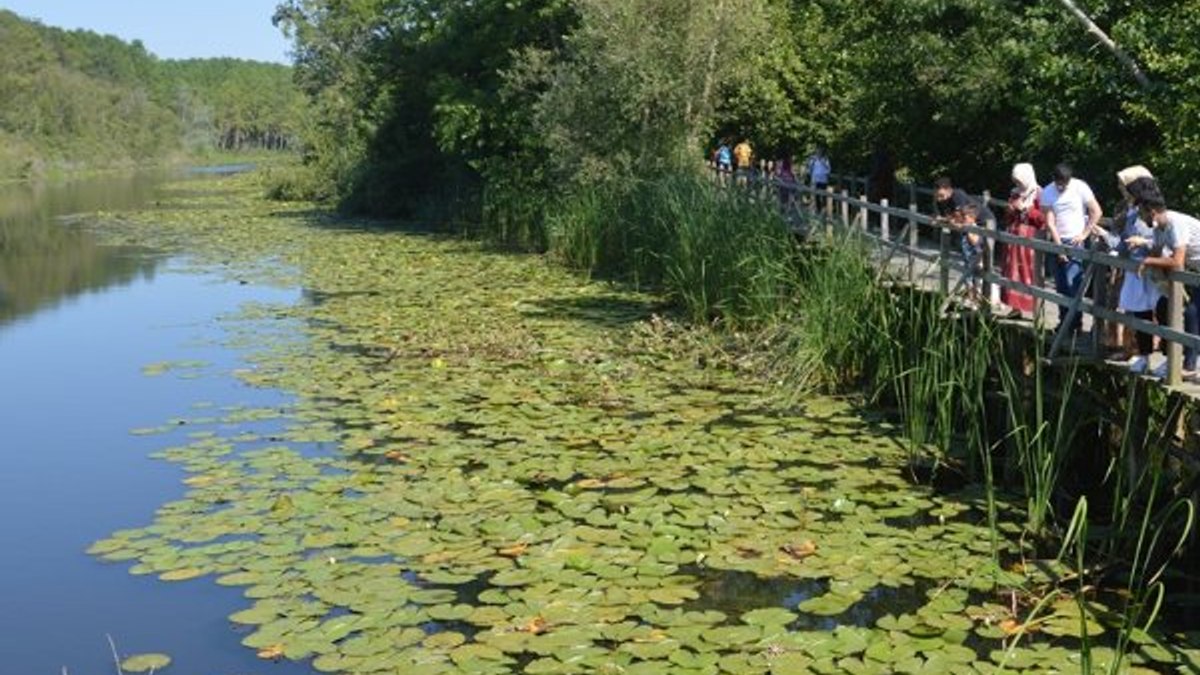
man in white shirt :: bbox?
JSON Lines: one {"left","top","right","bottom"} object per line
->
{"left": 1041, "top": 163, "right": 1103, "bottom": 333}
{"left": 1136, "top": 197, "right": 1200, "bottom": 375}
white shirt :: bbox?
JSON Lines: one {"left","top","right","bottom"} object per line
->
{"left": 1157, "top": 210, "right": 1200, "bottom": 271}
{"left": 1040, "top": 178, "right": 1096, "bottom": 241}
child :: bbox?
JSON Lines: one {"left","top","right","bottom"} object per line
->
{"left": 952, "top": 202, "right": 986, "bottom": 305}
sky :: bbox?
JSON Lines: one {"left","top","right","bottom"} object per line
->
{"left": 0, "top": 0, "right": 292, "bottom": 64}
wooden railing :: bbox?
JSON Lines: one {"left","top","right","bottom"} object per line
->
{"left": 711, "top": 162, "right": 1200, "bottom": 387}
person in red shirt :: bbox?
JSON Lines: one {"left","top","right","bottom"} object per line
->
{"left": 1001, "top": 162, "right": 1044, "bottom": 314}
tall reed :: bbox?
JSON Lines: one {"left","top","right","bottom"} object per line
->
{"left": 546, "top": 173, "right": 796, "bottom": 327}
{"left": 994, "top": 337, "right": 1083, "bottom": 541}
{"left": 770, "top": 231, "right": 895, "bottom": 394}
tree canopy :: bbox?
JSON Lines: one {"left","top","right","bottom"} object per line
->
{"left": 275, "top": 0, "right": 1200, "bottom": 220}
{"left": 0, "top": 10, "right": 303, "bottom": 179}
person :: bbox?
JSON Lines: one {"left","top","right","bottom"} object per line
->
{"left": 715, "top": 141, "right": 732, "bottom": 184}
{"left": 733, "top": 138, "right": 753, "bottom": 186}
{"left": 951, "top": 201, "right": 986, "bottom": 304}
{"left": 804, "top": 145, "right": 831, "bottom": 192}
{"left": 1133, "top": 197, "right": 1200, "bottom": 379}
{"left": 934, "top": 176, "right": 995, "bottom": 228}
{"left": 1001, "top": 163, "right": 1044, "bottom": 314}
{"left": 1094, "top": 168, "right": 1162, "bottom": 373}
{"left": 934, "top": 176, "right": 971, "bottom": 218}
{"left": 775, "top": 154, "right": 797, "bottom": 210}
{"left": 1041, "top": 163, "right": 1103, "bottom": 334}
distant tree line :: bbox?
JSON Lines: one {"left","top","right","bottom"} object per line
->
{"left": 271, "top": 0, "right": 1200, "bottom": 226}
{"left": 0, "top": 10, "right": 304, "bottom": 179}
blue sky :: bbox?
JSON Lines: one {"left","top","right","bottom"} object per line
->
{"left": 0, "top": 1, "right": 291, "bottom": 63}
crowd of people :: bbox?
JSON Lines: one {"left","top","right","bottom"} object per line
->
{"left": 937, "top": 162, "right": 1200, "bottom": 381}
{"left": 709, "top": 139, "right": 1200, "bottom": 382}
{"left": 712, "top": 138, "right": 831, "bottom": 198}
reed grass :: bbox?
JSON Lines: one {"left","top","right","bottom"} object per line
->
{"left": 769, "top": 231, "right": 894, "bottom": 394}
{"left": 546, "top": 173, "right": 796, "bottom": 327}
{"left": 994, "top": 338, "right": 1083, "bottom": 541}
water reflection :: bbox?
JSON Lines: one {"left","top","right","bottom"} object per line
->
{"left": 0, "top": 172, "right": 168, "bottom": 327}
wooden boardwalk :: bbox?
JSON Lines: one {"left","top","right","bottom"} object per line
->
{"left": 731, "top": 171, "right": 1200, "bottom": 400}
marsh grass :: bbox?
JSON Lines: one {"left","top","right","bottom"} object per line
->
{"left": 1098, "top": 393, "right": 1196, "bottom": 672}
{"left": 994, "top": 338, "right": 1084, "bottom": 542}
{"left": 770, "top": 231, "right": 893, "bottom": 394}
{"left": 546, "top": 173, "right": 796, "bottom": 326}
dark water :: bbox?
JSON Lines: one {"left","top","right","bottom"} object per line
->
{"left": 0, "top": 172, "right": 312, "bottom": 674}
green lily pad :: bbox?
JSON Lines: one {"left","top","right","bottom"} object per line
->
{"left": 741, "top": 607, "right": 798, "bottom": 626}
{"left": 120, "top": 653, "right": 171, "bottom": 672}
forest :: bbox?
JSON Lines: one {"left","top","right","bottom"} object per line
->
{"left": 0, "top": 9, "right": 303, "bottom": 180}
{"left": 272, "top": 0, "right": 1200, "bottom": 225}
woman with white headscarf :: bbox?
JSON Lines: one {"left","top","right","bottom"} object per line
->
{"left": 1001, "top": 163, "right": 1044, "bottom": 314}
{"left": 1096, "top": 166, "right": 1161, "bottom": 373}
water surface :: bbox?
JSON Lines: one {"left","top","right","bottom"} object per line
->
{"left": 0, "top": 172, "right": 313, "bottom": 674}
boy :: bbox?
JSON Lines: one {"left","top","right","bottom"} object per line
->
{"left": 952, "top": 201, "right": 986, "bottom": 305}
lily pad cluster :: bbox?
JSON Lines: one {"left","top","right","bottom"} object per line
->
{"left": 86, "top": 175, "right": 1200, "bottom": 673}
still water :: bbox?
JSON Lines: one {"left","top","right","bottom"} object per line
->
{"left": 0, "top": 172, "right": 313, "bottom": 674}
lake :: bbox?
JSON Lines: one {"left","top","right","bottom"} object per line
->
{"left": 0, "top": 169, "right": 315, "bottom": 674}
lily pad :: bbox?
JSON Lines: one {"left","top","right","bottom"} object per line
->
{"left": 120, "top": 653, "right": 171, "bottom": 672}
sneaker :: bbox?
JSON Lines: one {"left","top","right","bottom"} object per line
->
{"left": 1127, "top": 355, "right": 1149, "bottom": 374}
{"left": 1150, "top": 361, "right": 1169, "bottom": 379}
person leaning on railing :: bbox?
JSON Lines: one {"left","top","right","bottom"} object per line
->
{"left": 1130, "top": 196, "right": 1200, "bottom": 380}
{"left": 1094, "top": 168, "right": 1162, "bottom": 374}
{"left": 1041, "top": 163, "right": 1103, "bottom": 334}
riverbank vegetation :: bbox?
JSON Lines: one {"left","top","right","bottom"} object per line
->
{"left": 85, "top": 172, "right": 1199, "bottom": 672}
{"left": 0, "top": 10, "right": 304, "bottom": 180}
{"left": 275, "top": 0, "right": 1200, "bottom": 218}
{"left": 267, "top": 0, "right": 1200, "bottom": 665}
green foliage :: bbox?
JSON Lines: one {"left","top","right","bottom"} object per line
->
{"left": 767, "top": 233, "right": 893, "bottom": 394}
{"left": 548, "top": 173, "right": 796, "bottom": 326}
{"left": 0, "top": 10, "right": 301, "bottom": 180}
{"left": 273, "top": 0, "right": 574, "bottom": 214}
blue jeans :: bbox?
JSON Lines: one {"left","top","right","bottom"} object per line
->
{"left": 1187, "top": 291, "right": 1200, "bottom": 371}
{"left": 1156, "top": 290, "right": 1200, "bottom": 371}
{"left": 1052, "top": 246, "right": 1085, "bottom": 331}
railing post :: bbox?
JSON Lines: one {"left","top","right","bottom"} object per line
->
{"left": 881, "top": 198, "right": 890, "bottom": 243}
{"left": 859, "top": 195, "right": 868, "bottom": 233}
{"left": 1033, "top": 248, "right": 1045, "bottom": 327}
{"left": 1168, "top": 278, "right": 1184, "bottom": 386}
{"left": 841, "top": 189, "right": 850, "bottom": 230}
{"left": 982, "top": 190, "right": 997, "bottom": 307}
{"left": 908, "top": 201, "right": 918, "bottom": 283}
{"left": 939, "top": 225, "right": 951, "bottom": 296}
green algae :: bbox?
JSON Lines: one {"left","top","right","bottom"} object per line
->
{"left": 83, "top": 174, "right": 1199, "bottom": 673}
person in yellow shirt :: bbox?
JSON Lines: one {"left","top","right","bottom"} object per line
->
{"left": 733, "top": 139, "right": 752, "bottom": 186}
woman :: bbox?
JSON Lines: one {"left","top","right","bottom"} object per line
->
{"left": 1100, "top": 167, "right": 1161, "bottom": 373}
{"left": 775, "top": 155, "right": 797, "bottom": 210}
{"left": 1001, "top": 163, "right": 1043, "bottom": 314}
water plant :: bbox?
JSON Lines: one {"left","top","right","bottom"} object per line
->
{"left": 994, "top": 335, "right": 1083, "bottom": 542}
{"left": 70, "top": 172, "right": 1200, "bottom": 673}
{"left": 546, "top": 173, "right": 796, "bottom": 327}
{"left": 769, "top": 230, "right": 892, "bottom": 395}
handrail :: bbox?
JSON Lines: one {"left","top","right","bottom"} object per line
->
{"left": 713, "top": 163, "right": 1196, "bottom": 387}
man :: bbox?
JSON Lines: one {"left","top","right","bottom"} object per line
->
{"left": 733, "top": 138, "right": 753, "bottom": 186}
{"left": 933, "top": 176, "right": 974, "bottom": 219}
{"left": 1041, "top": 163, "right": 1103, "bottom": 333}
{"left": 1135, "top": 197, "right": 1200, "bottom": 377}
{"left": 933, "top": 177, "right": 994, "bottom": 304}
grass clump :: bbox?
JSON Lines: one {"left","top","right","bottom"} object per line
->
{"left": 546, "top": 173, "right": 796, "bottom": 327}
